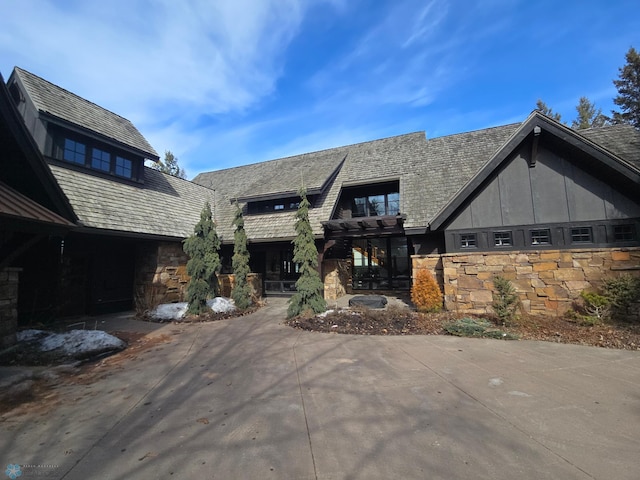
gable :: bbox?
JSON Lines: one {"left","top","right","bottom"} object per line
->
{"left": 446, "top": 143, "right": 640, "bottom": 231}
{"left": 430, "top": 112, "right": 640, "bottom": 232}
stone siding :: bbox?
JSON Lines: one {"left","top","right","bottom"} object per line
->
{"left": 412, "top": 248, "right": 640, "bottom": 317}
{"left": 323, "top": 259, "right": 350, "bottom": 301}
{"left": 135, "top": 242, "right": 190, "bottom": 307}
{"left": 0, "top": 268, "right": 21, "bottom": 347}
{"left": 218, "top": 273, "right": 263, "bottom": 300}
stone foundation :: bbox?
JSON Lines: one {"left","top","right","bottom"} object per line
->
{"left": 218, "top": 273, "right": 263, "bottom": 300}
{"left": 412, "top": 248, "right": 640, "bottom": 317}
{"left": 0, "top": 268, "right": 21, "bottom": 347}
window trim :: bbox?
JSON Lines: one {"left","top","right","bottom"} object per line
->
{"left": 352, "top": 191, "right": 400, "bottom": 218}
{"left": 460, "top": 233, "right": 477, "bottom": 249}
{"left": 570, "top": 227, "right": 593, "bottom": 244}
{"left": 613, "top": 224, "right": 636, "bottom": 242}
{"left": 530, "top": 228, "right": 551, "bottom": 246}
{"left": 493, "top": 231, "right": 512, "bottom": 247}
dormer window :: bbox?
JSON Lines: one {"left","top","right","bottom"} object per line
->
{"left": 247, "top": 196, "right": 308, "bottom": 214}
{"left": 50, "top": 128, "right": 141, "bottom": 182}
{"left": 352, "top": 192, "right": 399, "bottom": 217}
{"left": 91, "top": 148, "right": 111, "bottom": 172}
{"left": 64, "top": 138, "right": 86, "bottom": 165}
{"left": 115, "top": 156, "right": 132, "bottom": 178}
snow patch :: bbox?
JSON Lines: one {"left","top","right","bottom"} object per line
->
{"left": 207, "top": 297, "right": 236, "bottom": 313}
{"left": 148, "top": 297, "right": 236, "bottom": 321}
{"left": 17, "top": 329, "right": 125, "bottom": 357}
{"left": 150, "top": 302, "right": 188, "bottom": 321}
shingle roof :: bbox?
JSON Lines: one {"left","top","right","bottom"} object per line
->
{"left": 49, "top": 166, "right": 215, "bottom": 239}
{"left": 12, "top": 67, "right": 158, "bottom": 159}
{"left": 580, "top": 124, "right": 640, "bottom": 169}
{"left": 193, "top": 120, "right": 640, "bottom": 241}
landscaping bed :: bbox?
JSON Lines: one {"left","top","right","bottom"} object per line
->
{"left": 286, "top": 306, "right": 640, "bottom": 350}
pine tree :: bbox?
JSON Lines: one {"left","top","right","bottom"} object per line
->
{"left": 151, "top": 150, "right": 187, "bottom": 179}
{"left": 183, "top": 202, "right": 221, "bottom": 315}
{"left": 612, "top": 47, "right": 640, "bottom": 129}
{"left": 231, "top": 202, "right": 252, "bottom": 309}
{"left": 535, "top": 99, "right": 563, "bottom": 122}
{"left": 572, "top": 97, "right": 610, "bottom": 129}
{"left": 287, "top": 187, "right": 327, "bottom": 318}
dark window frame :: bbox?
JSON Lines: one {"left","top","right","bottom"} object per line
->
{"left": 460, "top": 233, "right": 477, "bottom": 249}
{"left": 530, "top": 229, "right": 551, "bottom": 246}
{"left": 570, "top": 227, "right": 592, "bottom": 244}
{"left": 50, "top": 128, "right": 141, "bottom": 182}
{"left": 493, "top": 231, "right": 512, "bottom": 247}
{"left": 352, "top": 191, "right": 400, "bottom": 217}
{"left": 613, "top": 224, "right": 636, "bottom": 242}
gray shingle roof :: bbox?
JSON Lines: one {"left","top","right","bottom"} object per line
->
{"left": 193, "top": 120, "right": 640, "bottom": 241}
{"left": 580, "top": 124, "right": 640, "bottom": 169}
{"left": 49, "top": 165, "right": 214, "bottom": 239}
{"left": 13, "top": 67, "right": 158, "bottom": 159}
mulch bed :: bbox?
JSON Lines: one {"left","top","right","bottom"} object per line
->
{"left": 286, "top": 307, "right": 640, "bottom": 350}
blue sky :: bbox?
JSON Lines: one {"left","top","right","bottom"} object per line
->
{"left": 1, "top": 0, "right": 638, "bottom": 179}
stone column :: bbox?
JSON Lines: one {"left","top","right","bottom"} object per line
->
{"left": 0, "top": 268, "right": 22, "bottom": 347}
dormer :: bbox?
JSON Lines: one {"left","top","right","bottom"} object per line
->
{"left": 7, "top": 67, "right": 159, "bottom": 184}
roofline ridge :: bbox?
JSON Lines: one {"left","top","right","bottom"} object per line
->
{"left": 14, "top": 67, "right": 132, "bottom": 124}
{"left": 426, "top": 122, "right": 522, "bottom": 142}
{"left": 196, "top": 130, "right": 426, "bottom": 177}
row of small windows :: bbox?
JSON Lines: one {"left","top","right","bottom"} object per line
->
{"left": 58, "top": 138, "right": 133, "bottom": 179}
{"left": 460, "top": 225, "right": 637, "bottom": 249}
{"left": 247, "top": 197, "right": 302, "bottom": 214}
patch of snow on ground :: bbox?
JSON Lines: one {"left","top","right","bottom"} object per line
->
{"left": 317, "top": 309, "right": 335, "bottom": 318}
{"left": 16, "top": 329, "right": 48, "bottom": 342}
{"left": 17, "top": 329, "right": 125, "bottom": 356}
{"left": 208, "top": 297, "right": 236, "bottom": 313}
{"left": 150, "top": 302, "right": 188, "bottom": 321}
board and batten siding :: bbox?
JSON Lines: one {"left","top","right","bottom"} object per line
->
{"left": 447, "top": 146, "right": 640, "bottom": 230}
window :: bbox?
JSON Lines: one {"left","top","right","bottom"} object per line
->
{"left": 614, "top": 224, "right": 636, "bottom": 242}
{"left": 352, "top": 192, "right": 400, "bottom": 217}
{"left": 570, "top": 227, "right": 592, "bottom": 243}
{"left": 63, "top": 138, "right": 86, "bottom": 165}
{"left": 460, "top": 233, "right": 477, "bottom": 248}
{"left": 91, "top": 148, "right": 111, "bottom": 172}
{"left": 274, "top": 204, "right": 285, "bottom": 211}
{"left": 494, "top": 231, "right": 512, "bottom": 247}
{"left": 115, "top": 156, "right": 132, "bottom": 178}
{"left": 530, "top": 229, "right": 551, "bottom": 246}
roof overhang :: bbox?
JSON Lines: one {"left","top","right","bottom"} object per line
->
{"left": 428, "top": 111, "right": 640, "bottom": 232}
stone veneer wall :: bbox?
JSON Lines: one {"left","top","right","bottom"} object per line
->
{"left": 135, "top": 242, "right": 263, "bottom": 308}
{"left": 0, "top": 268, "right": 21, "bottom": 347}
{"left": 323, "top": 259, "right": 350, "bottom": 301}
{"left": 412, "top": 248, "right": 640, "bottom": 317}
{"left": 135, "top": 242, "right": 190, "bottom": 306}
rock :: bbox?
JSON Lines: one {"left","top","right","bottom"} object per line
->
{"left": 349, "top": 295, "right": 388, "bottom": 309}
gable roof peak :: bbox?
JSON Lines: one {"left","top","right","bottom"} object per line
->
{"left": 11, "top": 67, "right": 159, "bottom": 160}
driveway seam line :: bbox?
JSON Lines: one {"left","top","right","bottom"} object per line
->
{"left": 59, "top": 322, "right": 204, "bottom": 479}
{"left": 293, "top": 333, "right": 318, "bottom": 480}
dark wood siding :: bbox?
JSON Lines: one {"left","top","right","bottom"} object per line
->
{"left": 448, "top": 145, "right": 640, "bottom": 230}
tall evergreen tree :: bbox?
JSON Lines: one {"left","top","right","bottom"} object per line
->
{"left": 287, "top": 187, "right": 327, "bottom": 318}
{"left": 612, "top": 46, "right": 640, "bottom": 129}
{"left": 535, "top": 99, "right": 563, "bottom": 122}
{"left": 572, "top": 97, "right": 609, "bottom": 129}
{"left": 183, "top": 202, "right": 221, "bottom": 315}
{"left": 231, "top": 202, "right": 252, "bottom": 309}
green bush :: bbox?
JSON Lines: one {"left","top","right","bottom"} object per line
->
{"left": 579, "top": 291, "right": 610, "bottom": 323}
{"left": 443, "top": 317, "right": 518, "bottom": 340}
{"left": 603, "top": 274, "right": 640, "bottom": 320}
{"left": 492, "top": 276, "right": 519, "bottom": 325}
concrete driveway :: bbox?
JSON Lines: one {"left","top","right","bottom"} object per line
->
{"left": 1, "top": 298, "right": 639, "bottom": 479}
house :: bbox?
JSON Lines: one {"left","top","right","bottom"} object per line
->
{"left": 3, "top": 66, "right": 640, "bottom": 331}
{"left": 194, "top": 115, "right": 640, "bottom": 314}
{"left": 4, "top": 67, "right": 214, "bottom": 326}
